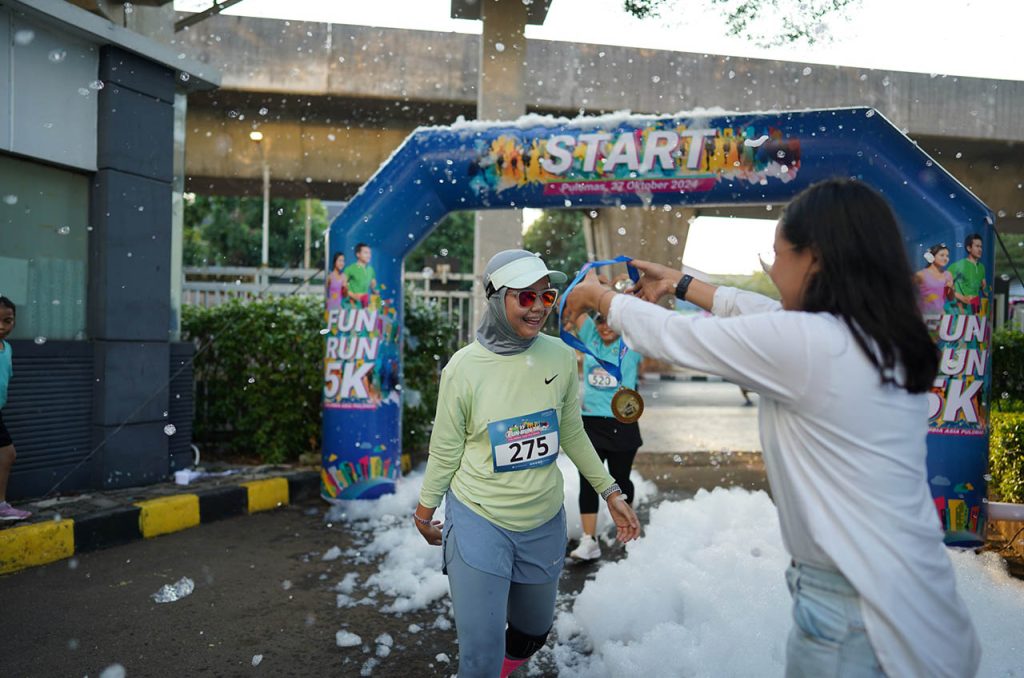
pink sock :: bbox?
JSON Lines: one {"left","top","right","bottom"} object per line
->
{"left": 500, "top": 656, "right": 528, "bottom": 678}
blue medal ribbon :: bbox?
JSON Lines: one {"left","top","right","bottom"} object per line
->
{"left": 558, "top": 256, "right": 640, "bottom": 383}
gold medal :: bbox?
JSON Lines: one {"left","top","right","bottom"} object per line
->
{"left": 611, "top": 387, "right": 644, "bottom": 424}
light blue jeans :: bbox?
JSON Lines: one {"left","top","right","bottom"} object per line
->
{"left": 785, "top": 562, "right": 887, "bottom": 678}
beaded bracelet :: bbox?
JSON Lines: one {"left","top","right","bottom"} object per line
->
{"left": 412, "top": 513, "right": 433, "bottom": 526}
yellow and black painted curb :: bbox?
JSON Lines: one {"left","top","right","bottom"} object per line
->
{"left": 0, "top": 471, "right": 318, "bottom": 576}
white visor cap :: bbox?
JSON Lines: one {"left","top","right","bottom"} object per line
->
{"left": 485, "top": 251, "right": 568, "bottom": 291}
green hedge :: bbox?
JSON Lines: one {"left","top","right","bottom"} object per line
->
{"left": 993, "top": 327, "right": 1024, "bottom": 412}
{"left": 401, "top": 292, "right": 460, "bottom": 465}
{"left": 182, "top": 292, "right": 459, "bottom": 464}
{"left": 182, "top": 296, "right": 324, "bottom": 463}
{"left": 990, "top": 412, "right": 1024, "bottom": 504}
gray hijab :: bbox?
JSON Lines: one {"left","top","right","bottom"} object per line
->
{"left": 476, "top": 290, "right": 532, "bottom": 356}
{"left": 475, "top": 249, "right": 567, "bottom": 356}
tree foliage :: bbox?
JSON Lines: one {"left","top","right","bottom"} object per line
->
{"left": 708, "top": 271, "right": 781, "bottom": 299}
{"left": 182, "top": 292, "right": 462, "bottom": 465}
{"left": 405, "top": 210, "right": 475, "bottom": 274}
{"left": 623, "top": 0, "right": 860, "bottom": 46}
{"left": 993, "top": 327, "right": 1024, "bottom": 413}
{"left": 993, "top": 234, "right": 1024, "bottom": 294}
{"left": 402, "top": 289, "right": 462, "bottom": 464}
{"left": 183, "top": 195, "right": 329, "bottom": 268}
{"left": 523, "top": 210, "right": 589, "bottom": 280}
{"left": 990, "top": 412, "right": 1024, "bottom": 503}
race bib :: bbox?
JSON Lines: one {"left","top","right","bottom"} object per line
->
{"left": 587, "top": 366, "right": 619, "bottom": 390}
{"left": 488, "top": 409, "right": 560, "bottom": 473}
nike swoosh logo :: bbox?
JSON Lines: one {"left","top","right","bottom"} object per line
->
{"left": 544, "top": 374, "right": 558, "bottom": 385}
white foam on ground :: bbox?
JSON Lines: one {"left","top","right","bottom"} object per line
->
{"left": 326, "top": 456, "right": 655, "bottom": 615}
{"left": 324, "top": 461, "right": 1024, "bottom": 676}
{"left": 336, "top": 630, "right": 362, "bottom": 648}
{"left": 552, "top": 487, "right": 1024, "bottom": 678}
{"left": 554, "top": 487, "right": 791, "bottom": 677}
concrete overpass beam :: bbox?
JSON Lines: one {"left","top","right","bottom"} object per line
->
{"left": 184, "top": 110, "right": 412, "bottom": 197}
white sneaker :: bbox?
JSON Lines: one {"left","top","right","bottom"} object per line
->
{"left": 569, "top": 534, "right": 601, "bottom": 561}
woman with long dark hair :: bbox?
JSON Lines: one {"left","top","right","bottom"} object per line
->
{"left": 564, "top": 179, "right": 980, "bottom": 677}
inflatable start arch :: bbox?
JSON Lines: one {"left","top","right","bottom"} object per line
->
{"left": 323, "top": 107, "right": 994, "bottom": 547}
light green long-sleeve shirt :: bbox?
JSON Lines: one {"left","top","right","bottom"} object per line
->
{"left": 419, "top": 334, "right": 615, "bottom": 531}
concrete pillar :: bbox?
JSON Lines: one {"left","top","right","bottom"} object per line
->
{"left": 590, "top": 206, "right": 695, "bottom": 283}
{"left": 124, "top": 4, "right": 175, "bottom": 45}
{"left": 591, "top": 206, "right": 695, "bottom": 376}
{"left": 472, "top": 0, "right": 528, "bottom": 328}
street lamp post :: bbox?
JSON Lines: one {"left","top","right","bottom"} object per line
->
{"left": 250, "top": 130, "right": 270, "bottom": 287}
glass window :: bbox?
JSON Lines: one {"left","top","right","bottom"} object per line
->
{"left": 0, "top": 153, "right": 89, "bottom": 340}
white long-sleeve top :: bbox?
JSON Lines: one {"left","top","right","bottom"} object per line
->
{"left": 609, "top": 288, "right": 980, "bottom": 678}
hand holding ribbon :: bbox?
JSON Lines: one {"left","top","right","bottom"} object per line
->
{"left": 558, "top": 256, "right": 639, "bottom": 384}
{"left": 560, "top": 257, "right": 645, "bottom": 423}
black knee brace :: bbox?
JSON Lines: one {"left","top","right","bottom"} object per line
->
{"left": 504, "top": 624, "right": 550, "bottom": 660}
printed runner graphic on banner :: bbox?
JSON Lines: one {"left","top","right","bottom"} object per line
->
{"left": 321, "top": 242, "right": 402, "bottom": 500}
{"left": 915, "top": 234, "right": 991, "bottom": 544}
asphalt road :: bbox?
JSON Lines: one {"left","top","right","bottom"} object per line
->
{"left": 0, "top": 381, "right": 767, "bottom": 678}
{"left": 635, "top": 378, "right": 762, "bottom": 453}
{"left": 0, "top": 500, "right": 438, "bottom": 678}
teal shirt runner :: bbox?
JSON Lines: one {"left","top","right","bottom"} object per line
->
{"left": 578, "top": 316, "right": 642, "bottom": 418}
{"left": 0, "top": 339, "right": 12, "bottom": 410}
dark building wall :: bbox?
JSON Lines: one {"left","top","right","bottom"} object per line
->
{"left": 7, "top": 46, "right": 193, "bottom": 499}
{"left": 168, "top": 342, "right": 196, "bottom": 472}
{"left": 87, "top": 46, "right": 177, "bottom": 490}
{"left": 5, "top": 341, "right": 193, "bottom": 500}
{"left": 3, "top": 341, "right": 94, "bottom": 499}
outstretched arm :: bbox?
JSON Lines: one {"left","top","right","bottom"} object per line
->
{"left": 628, "top": 259, "right": 718, "bottom": 311}
{"left": 564, "top": 273, "right": 812, "bottom": 404}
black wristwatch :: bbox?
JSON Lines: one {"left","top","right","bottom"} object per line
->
{"left": 674, "top": 274, "right": 694, "bottom": 301}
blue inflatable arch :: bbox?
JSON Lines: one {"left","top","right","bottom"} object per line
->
{"left": 323, "top": 106, "right": 994, "bottom": 546}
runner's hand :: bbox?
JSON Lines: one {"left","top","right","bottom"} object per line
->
{"left": 606, "top": 493, "right": 641, "bottom": 543}
{"left": 411, "top": 512, "right": 444, "bottom": 548}
{"left": 563, "top": 269, "right": 606, "bottom": 320}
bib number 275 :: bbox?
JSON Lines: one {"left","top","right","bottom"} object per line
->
{"left": 508, "top": 435, "right": 551, "bottom": 462}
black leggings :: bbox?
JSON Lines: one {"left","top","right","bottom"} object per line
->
{"left": 578, "top": 445, "right": 638, "bottom": 514}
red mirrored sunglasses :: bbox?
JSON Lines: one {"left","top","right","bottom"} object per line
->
{"left": 511, "top": 288, "right": 559, "bottom": 308}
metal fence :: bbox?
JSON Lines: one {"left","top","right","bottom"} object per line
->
{"left": 405, "top": 270, "right": 475, "bottom": 345}
{"left": 181, "top": 266, "right": 326, "bottom": 306}
{"left": 182, "top": 266, "right": 476, "bottom": 345}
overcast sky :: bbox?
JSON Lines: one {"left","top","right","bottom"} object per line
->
{"left": 176, "top": 0, "right": 1023, "bottom": 82}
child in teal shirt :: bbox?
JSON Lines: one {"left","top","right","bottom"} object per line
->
{"left": 0, "top": 296, "right": 31, "bottom": 521}
{"left": 568, "top": 311, "right": 644, "bottom": 561}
